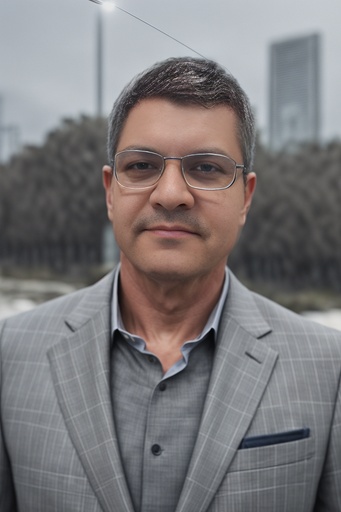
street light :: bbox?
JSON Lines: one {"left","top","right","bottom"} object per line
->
{"left": 88, "top": 0, "right": 207, "bottom": 61}
{"left": 96, "top": 8, "right": 103, "bottom": 117}
{"left": 101, "top": 1, "right": 115, "bottom": 12}
{"left": 89, "top": 0, "right": 208, "bottom": 115}
{"left": 95, "top": 2, "right": 115, "bottom": 117}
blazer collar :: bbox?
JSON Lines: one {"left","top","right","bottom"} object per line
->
{"left": 176, "top": 271, "right": 278, "bottom": 512}
{"left": 64, "top": 270, "right": 116, "bottom": 332}
{"left": 222, "top": 270, "right": 273, "bottom": 338}
{"left": 48, "top": 269, "right": 135, "bottom": 512}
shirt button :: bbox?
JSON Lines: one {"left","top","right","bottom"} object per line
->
{"left": 148, "top": 355, "right": 157, "bottom": 363}
{"left": 151, "top": 444, "right": 162, "bottom": 456}
{"left": 158, "top": 382, "right": 167, "bottom": 391}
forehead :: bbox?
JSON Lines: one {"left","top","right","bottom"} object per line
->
{"left": 117, "top": 98, "right": 242, "bottom": 160}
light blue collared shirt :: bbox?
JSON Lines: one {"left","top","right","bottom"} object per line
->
{"left": 111, "top": 264, "right": 229, "bottom": 379}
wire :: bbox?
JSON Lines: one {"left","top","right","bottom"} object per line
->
{"left": 88, "top": 0, "right": 207, "bottom": 60}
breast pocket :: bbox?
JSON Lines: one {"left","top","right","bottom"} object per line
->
{"left": 214, "top": 434, "right": 315, "bottom": 510}
{"left": 231, "top": 429, "right": 313, "bottom": 472}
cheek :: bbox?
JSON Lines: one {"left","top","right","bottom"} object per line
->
{"left": 111, "top": 191, "right": 145, "bottom": 235}
{"left": 215, "top": 193, "right": 245, "bottom": 223}
{"left": 211, "top": 199, "right": 246, "bottom": 243}
{"left": 228, "top": 189, "right": 249, "bottom": 226}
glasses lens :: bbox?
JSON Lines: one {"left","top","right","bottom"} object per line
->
{"left": 183, "top": 154, "right": 236, "bottom": 189}
{"left": 115, "top": 151, "right": 163, "bottom": 188}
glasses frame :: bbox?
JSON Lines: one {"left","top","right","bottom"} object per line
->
{"left": 113, "top": 149, "right": 246, "bottom": 191}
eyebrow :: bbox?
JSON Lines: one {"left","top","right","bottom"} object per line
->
{"left": 118, "top": 145, "right": 158, "bottom": 152}
{"left": 118, "top": 145, "right": 235, "bottom": 159}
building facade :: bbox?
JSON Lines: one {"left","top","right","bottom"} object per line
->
{"left": 269, "top": 33, "right": 321, "bottom": 151}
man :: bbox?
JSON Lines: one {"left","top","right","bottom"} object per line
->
{"left": 0, "top": 57, "right": 340, "bottom": 511}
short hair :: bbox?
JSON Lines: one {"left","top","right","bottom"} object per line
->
{"left": 107, "top": 57, "right": 256, "bottom": 171}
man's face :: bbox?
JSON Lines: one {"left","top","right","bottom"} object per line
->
{"left": 103, "top": 98, "right": 256, "bottom": 283}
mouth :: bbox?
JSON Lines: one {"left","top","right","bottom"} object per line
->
{"left": 146, "top": 225, "right": 199, "bottom": 238}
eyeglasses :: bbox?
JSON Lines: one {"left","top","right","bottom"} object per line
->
{"left": 113, "top": 149, "right": 246, "bottom": 191}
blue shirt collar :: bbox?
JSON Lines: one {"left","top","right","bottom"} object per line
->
{"left": 111, "top": 263, "right": 229, "bottom": 342}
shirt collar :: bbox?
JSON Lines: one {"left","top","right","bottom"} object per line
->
{"left": 111, "top": 263, "right": 229, "bottom": 342}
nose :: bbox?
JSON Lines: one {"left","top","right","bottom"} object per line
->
{"left": 149, "top": 159, "right": 195, "bottom": 211}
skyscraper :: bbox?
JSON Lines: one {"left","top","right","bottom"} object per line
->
{"left": 269, "top": 33, "right": 321, "bottom": 151}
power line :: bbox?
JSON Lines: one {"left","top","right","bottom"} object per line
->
{"left": 88, "top": 0, "right": 207, "bottom": 60}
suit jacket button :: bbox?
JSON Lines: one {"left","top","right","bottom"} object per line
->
{"left": 151, "top": 444, "right": 162, "bottom": 456}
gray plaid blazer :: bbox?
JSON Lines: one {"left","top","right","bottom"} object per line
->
{"left": 1, "top": 270, "right": 341, "bottom": 511}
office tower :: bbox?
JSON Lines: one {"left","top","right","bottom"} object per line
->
{"left": 0, "top": 96, "right": 20, "bottom": 162}
{"left": 269, "top": 33, "right": 321, "bottom": 151}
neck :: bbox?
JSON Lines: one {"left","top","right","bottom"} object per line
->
{"left": 118, "top": 259, "right": 225, "bottom": 359}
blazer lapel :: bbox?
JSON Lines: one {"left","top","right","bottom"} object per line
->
{"left": 176, "top": 272, "right": 278, "bottom": 512}
{"left": 47, "top": 273, "right": 134, "bottom": 512}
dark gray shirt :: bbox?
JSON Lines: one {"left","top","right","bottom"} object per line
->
{"left": 110, "top": 267, "right": 228, "bottom": 512}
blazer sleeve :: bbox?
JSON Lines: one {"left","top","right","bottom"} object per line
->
{"left": 314, "top": 373, "right": 341, "bottom": 511}
{"left": 0, "top": 320, "right": 18, "bottom": 512}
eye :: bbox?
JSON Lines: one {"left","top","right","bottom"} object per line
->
{"left": 120, "top": 151, "right": 162, "bottom": 173}
{"left": 191, "top": 162, "right": 222, "bottom": 174}
{"left": 126, "top": 160, "right": 158, "bottom": 171}
{"left": 187, "top": 159, "right": 226, "bottom": 176}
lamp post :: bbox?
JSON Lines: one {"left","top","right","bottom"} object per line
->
{"left": 94, "top": 2, "right": 115, "bottom": 117}
{"left": 96, "top": 7, "right": 103, "bottom": 117}
{"left": 88, "top": 0, "right": 206, "bottom": 117}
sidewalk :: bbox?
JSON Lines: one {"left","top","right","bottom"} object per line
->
{"left": 0, "top": 277, "right": 78, "bottom": 320}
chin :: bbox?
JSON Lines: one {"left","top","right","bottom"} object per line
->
{"left": 136, "top": 258, "right": 197, "bottom": 282}
{"left": 147, "top": 266, "right": 192, "bottom": 283}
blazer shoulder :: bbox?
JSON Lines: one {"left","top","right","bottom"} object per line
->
{"left": 249, "top": 290, "right": 341, "bottom": 356}
{"left": 0, "top": 271, "right": 115, "bottom": 354}
{"left": 1, "top": 286, "right": 86, "bottom": 326}
{"left": 227, "top": 271, "right": 341, "bottom": 340}
{"left": 252, "top": 290, "right": 337, "bottom": 330}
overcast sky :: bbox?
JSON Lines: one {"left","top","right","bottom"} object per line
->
{"left": 1, "top": 0, "right": 340, "bottom": 159}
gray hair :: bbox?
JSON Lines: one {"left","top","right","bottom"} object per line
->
{"left": 107, "top": 57, "right": 256, "bottom": 171}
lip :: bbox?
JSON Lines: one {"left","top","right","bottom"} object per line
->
{"left": 146, "top": 224, "right": 198, "bottom": 238}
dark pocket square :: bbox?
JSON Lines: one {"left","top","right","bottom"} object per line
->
{"left": 239, "top": 427, "right": 310, "bottom": 449}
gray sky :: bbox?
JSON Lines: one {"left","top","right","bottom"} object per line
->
{"left": 1, "top": 0, "right": 340, "bottom": 157}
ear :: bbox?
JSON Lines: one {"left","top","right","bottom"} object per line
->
{"left": 102, "top": 165, "right": 114, "bottom": 220}
{"left": 240, "top": 172, "right": 257, "bottom": 225}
